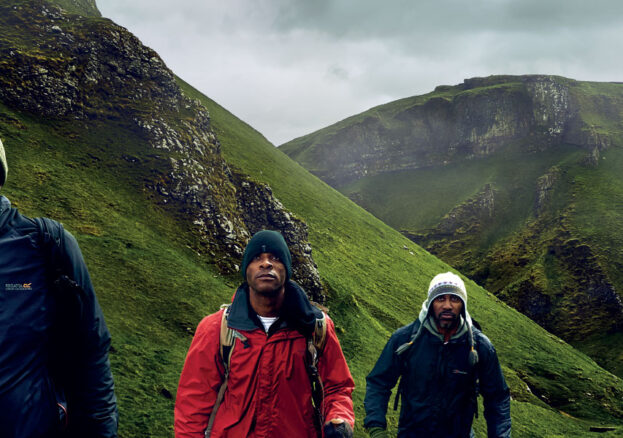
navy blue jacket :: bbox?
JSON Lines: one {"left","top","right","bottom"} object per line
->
{"left": 364, "top": 318, "right": 511, "bottom": 438}
{"left": 0, "top": 196, "right": 118, "bottom": 437}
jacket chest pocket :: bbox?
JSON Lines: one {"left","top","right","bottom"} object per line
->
{"left": 441, "top": 349, "right": 473, "bottom": 394}
{"left": 257, "top": 334, "right": 309, "bottom": 384}
{"left": 0, "top": 279, "right": 53, "bottom": 342}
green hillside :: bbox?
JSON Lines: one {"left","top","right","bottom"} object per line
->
{"left": 177, "top": 79, "right": 623, "bottom": 437}
{"left": 281, "top": 76, "right": 623, "bottom": 380}
{"left": 0, "top": 1, "right": 622, "bottom": 436}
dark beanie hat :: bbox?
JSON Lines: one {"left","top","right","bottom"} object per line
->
{"left": 241, "top": 230, "right": 292, "bottom": 281}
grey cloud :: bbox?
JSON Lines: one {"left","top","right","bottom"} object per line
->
{"left": 97, "top": 0, "right": 623, "bottom": 145}
{"left": 269, "top": 0, "right": 623, "bottom": 36}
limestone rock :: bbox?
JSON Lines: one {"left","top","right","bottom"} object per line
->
{"left": 0, "top": 0, "right": 326, "bottom": 301}
{"left": 283, "top": 75, "right": 614, "bottom": 186}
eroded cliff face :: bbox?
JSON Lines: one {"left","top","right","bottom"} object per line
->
{"left": 281, "top": 72, "right": 623, "bottom": 358}
{"left": 485, "top": 216, "right": 623, "bottom": 341}
{"left": 408, "top": 168, "right": 623, "bottom": 348}
{"left": 0, "top": 0, "right": 325, "bottom": 300}
{"left": 284, "top": 75, "right": 613, "bottom": 186}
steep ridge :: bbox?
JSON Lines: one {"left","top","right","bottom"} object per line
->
{"left": 282, "top": 76, "right": 623, "bottom": 377}
{"left": 0, "top": 1, "right": 622, "bottom": 436}
{"left": 0, "top": 0, "right": 324, "bottom": 300}
{"left": 282, "top": 75, "right": 621, "bottom": 186}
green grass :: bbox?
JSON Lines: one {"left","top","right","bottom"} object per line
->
{"left": 48, "top": 0, "right": 101, "bottom": 17}
{"left": 278, "top": 73, "right": 623, "bottom": 383}
{"left": 177, "top": 78, "right": 623, "bottom": 436}
{"left": 0, "top": 101, "right": 238, "bottom": 436}
{"left": 338, "top": 141, "right": 583, "bottom": 248}
{"left": 565, "top": 146, "right": 623, "bottom": 376}
{"left": 2, "top": 5, "right": 623, "bottom": 435}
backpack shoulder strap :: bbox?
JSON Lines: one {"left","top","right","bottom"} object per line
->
{"left": 393, "top": 319, "right": 422, "bottom": 411}
{"left": 205, "top": 304, "right": 246, "bottom": 438}
{"left": 306, "top": 310, "right": 328, "bottom": 438}
{"left": 34, "top": 217, "right": 87, "bottom": 321}
{"left": 218, "top": 304, "right": 235, "bottom": 368}
{"left": 312, "top": 310, "right": 327, "bottom": 353}
{"left": 468, "top": 325, "right": 480, "bottom": 419}
{"left": 33, "top": 217, "right": 74, "bottom": 430}
{"left": 34, "top": 217, "right": 65, "bottom": 272}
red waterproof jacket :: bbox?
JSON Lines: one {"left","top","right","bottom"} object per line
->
{"left": 175, "top": 281, "right": 355, "bottom": 437}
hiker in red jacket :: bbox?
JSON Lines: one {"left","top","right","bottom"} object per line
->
{"left": 175, "top": 230, "right": 355, "bottom": 438}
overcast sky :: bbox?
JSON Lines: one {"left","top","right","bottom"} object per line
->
{"left": 97, "top": 0, "right": 623, "bottom": 146}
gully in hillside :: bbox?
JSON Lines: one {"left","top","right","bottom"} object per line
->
{"left": 175, "top": 230, "right": 355, "bottom": 438}
{"left": 0, "top": 138, "right": 118, "bottom": 437}
{"left": 364, "top": 272, "right": 511, "bottom": 438}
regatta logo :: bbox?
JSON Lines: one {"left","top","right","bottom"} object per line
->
{"left": 4, "top": 283, "right": 33, "bottom": 292}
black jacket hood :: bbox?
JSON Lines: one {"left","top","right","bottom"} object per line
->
{"left": 227, "top": 280, "right": 322, "bottom": 336}
{"left": 0, "top": 196, "right": 19, "bottom": 234}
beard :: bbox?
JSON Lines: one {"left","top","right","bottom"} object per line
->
{"left": 435, "top": 311, "right": 459, "bottom": 330}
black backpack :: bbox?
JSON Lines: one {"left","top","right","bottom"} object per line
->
{"left": 35, "top": 217, "right": 90, "bottom": 433}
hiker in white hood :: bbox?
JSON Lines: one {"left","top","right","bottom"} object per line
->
{"left": 364, "top": 272, "right": 511, "bottom": 438}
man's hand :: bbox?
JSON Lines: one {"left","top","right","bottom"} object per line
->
{"left": 323, "top": 419, "right": 353, "bottom": 438}
{"left": 367, "top": 426, "right": 388, "bottom": 438}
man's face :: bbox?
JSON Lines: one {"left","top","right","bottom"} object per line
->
{"left": 246, "top": 252, "right": 287, "bottom": 296}
{"left": 431, "top": 294, "right": 463, "bottom": 330}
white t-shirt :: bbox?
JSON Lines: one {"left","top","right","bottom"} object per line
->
{"left": 258, "top": 315, "right": 278, "bottom": 333}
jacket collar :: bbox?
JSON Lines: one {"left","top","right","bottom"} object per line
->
{"left": 0, "top": 196, "right": 17, "bottom": 234}
{"left": 227, "top": 280, "right": 322, "bottom": 335}
{"left": 422, "top": 314, "right": 468, "bottom": 342}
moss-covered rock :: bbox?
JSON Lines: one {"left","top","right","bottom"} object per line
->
{"left": 0, "top": 0, "right": 325, "bottom": 299}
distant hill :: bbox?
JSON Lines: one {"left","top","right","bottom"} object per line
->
{"left": 1, "top": 1, "right": 622, "bottom": 436}
{"left": 281, "top": 75, "right": 623, "bottom": 378}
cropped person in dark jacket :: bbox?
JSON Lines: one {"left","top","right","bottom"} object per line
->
{"left": 0, "top": 138, "right": 118, "bottom": 437}
{"left": 364, "top": 272, "right": 511, "bottom": 438}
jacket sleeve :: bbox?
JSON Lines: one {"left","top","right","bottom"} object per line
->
{"left": 59, "top": 229, "right": 118, "bottom": 438}
{"left": 175, "top": 311, "right": 225, "bottom": 437}
{"left": 318, "top": 316, "right": 355, "bottom": 429}
{"left": 477, "top": 334, "right": 511, "bottom": 438}
{"left": 363, "top": 331, "right": 402, "bottom": 430}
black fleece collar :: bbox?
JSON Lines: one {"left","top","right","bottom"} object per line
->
{"left": 227, "top": 280, "right": 322, "bottom": 336}
{"left": 0, "top": 196, "right": 18, "bottom": 234}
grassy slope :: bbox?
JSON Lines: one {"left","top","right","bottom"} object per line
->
{"left": 567, "top": 146, "right": 623, "bottom": 376}
{"left": 1, "top": 13, "right": 621, "bottom": 429}
{"left": 281, "top": 77, "right": 623, "bottom": 379}
{"left": 177, "top": 78, "right": 623, "bottom": 436}
{"left": 49, "top": 0, "right": 101, "bottom": 17}
{"left": 0, "top": 102, "right": 238, "bottom": 437}
{"left": 280, "top": 85, "right": 462, "bottom": 161}
{"left": 337, "top": 141, "right": 582, "bottom": 236}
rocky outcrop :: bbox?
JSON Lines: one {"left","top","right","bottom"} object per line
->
{"left": 283, "top": 75, "right": 620, "bottom": 186}
{"left": 49, "top": 0, "right": 101, "bottom": 17}
{"left": 407, "top": 173, "right": 623, "bottom": 347}
{"left": 534, "top": 167, "right": 560, "bottom": 215}
{"left": 0, "top": 0, "right": 325, "bottom": 300}
{"left": 231, "top": 172, "right": 324, "bottom": 302}
{"left": 0, "top": 2, "right": 180, "bottom": 120}
{"left": 492, "top": 225, "right": 623, "bottom": 340}
{"left": 550, "top": 238, "right": 623, "bottom": 336}
{"left": 437, "top": 183, "right": 495, "bottom": 234}
{"left": 405, "top": 183, "right": 496, "bottom": 253}
{"left": 523, "top": 76, "right": 571, "bottom": 137}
